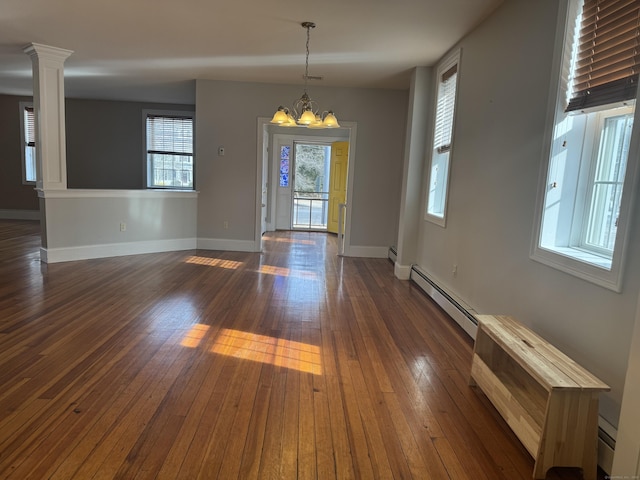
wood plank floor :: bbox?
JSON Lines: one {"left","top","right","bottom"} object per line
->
{"left": 0, "top": 220, "right": 605, "bottom": 479}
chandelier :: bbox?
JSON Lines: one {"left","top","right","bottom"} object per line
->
{"left": 270, "top": 22, "right": 340, "bottom": 129}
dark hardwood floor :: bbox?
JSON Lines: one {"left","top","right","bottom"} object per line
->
{"left": 0, "top": 219, "right": 605, "bottom": 479}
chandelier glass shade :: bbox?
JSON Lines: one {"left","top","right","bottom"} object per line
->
{"left": 270, "top": 22, "right": 340, "bottom": 129}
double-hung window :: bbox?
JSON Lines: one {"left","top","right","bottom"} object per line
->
{"left": 426, "top": 50, "right": 460, "bottom": 225}
{"left": 20, "top": 102, "right": 36, "bottom": 184}
{"left": 532, "top": 0, "right": 640, "bottom": 291}
{"left": 144, "top": 111, "right": 194, "bottom": 189}
{"left": 581, "top": 108, "right": 633, "bottom": 255}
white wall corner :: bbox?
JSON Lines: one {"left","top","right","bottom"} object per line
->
{"left": 394, "top": 263, "right": 412, "bottom": 280}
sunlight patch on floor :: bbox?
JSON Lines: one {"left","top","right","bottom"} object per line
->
{"left": 185, "top": 256, "right": 243, "bottom": 269}
{"left": 258, "top": 264, "right": 317, "bottom": 280}
{"left": 180, "top": 323, "right": 210, "bottom": 348}
{"left": 211, "top": 328, "right": 322, "bottom": 375}
{"left": 262, "top": 236, "right": 317, "bottom": 246}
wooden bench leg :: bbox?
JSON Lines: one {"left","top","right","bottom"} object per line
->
{"left": 533, "top": 392, "right": 600, "bottom": 480}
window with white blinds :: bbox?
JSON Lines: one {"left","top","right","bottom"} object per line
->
{"left": 145, "top": 113, "right": 194, "bottom": 189}
{"left": 433, "top": 65, "right": 458, "bottom": 154}
{"left": 426, "top": 50, "right": 460, "bottom": 224}
{"left": 21, "top": 103, "right": 36, "bottom": 184}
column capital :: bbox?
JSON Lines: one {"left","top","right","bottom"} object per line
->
{"left": 23, "top": 43, "right": 74, "bottom": 62}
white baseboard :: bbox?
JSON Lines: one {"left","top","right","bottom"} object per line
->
{"left": 42, "top": 236, "right": 262, "bottom": 263}
{"left": 344, "top": 245, "right": 389, "bottom": 258}
{"left": 0, "top": 209, "right": 40, "bottom": 221}
{"left": 197, "top": 237, "right": 259, "bottom": 252}
{"left": 42, "top": 238, "right": 197, "bottom": 263}
{"left": 394, "top": 263, "right": 412, "bottom": 280}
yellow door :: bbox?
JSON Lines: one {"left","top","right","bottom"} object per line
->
{"left": 327, "top": 141, "right": 349, "bottom": 234}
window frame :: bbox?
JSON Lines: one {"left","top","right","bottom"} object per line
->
{"left": 577, "top": 107, "right": 633, "bottom": 257}
{"left": 143, "top": 109, "right": 195, "bottom": 190}
{"left": 19, "top": 101, "right": 36, "bottom": 185}
{"left": 425, "top": 49, "right": 461, "bottom": 227}
{"left": 530, "top": 0, "right": 640, "bottom": 292}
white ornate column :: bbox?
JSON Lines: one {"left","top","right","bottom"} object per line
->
{"left": 23, "top": 43, "right": 73, "bottom": 191}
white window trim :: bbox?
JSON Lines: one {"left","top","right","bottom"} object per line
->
{"left": 530, "top": 0, "right": 640, "bottom": 292}
{"left": 19, "top": 101, "right": 36, "bottom": 185}
{"left": 142, "top": 109, "right": 196, "bottom": 190}
{"left": 425, "top": 49, "right": 461, "bottom": 227}
{"left": 577, "top": 107, "right": 633, "bottom": 257}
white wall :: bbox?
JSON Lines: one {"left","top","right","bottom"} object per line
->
{"left": 410, "top": 0, "right": 640, "bottom": 429}
{"left": 613, "top": 292, "right": 640, "bottom": 476}
{"left": 195, "top": 79, "right": 408, "bottom": 252}
{"left": 395, "top": 66, "right": 433, "bottom": 278}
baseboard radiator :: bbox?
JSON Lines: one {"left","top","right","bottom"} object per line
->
{"left": 597, "top": 419, "right": 616, "bottom": 475}
{"left": 388, "top": 246, "right": 397, "bottom": 263}
{"left": 407, "top": 263, "right": 615, "bottom": 474}
{"left": 409, "top": 264, "right": 478, "bottom": 339}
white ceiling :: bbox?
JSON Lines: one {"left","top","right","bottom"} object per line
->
{"left": 0, "top": 0, "right": 502, "bottom": 104}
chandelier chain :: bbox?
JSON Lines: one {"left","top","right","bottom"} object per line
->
{"left": 304, "top": 25, "right": 311, "bottom": 91}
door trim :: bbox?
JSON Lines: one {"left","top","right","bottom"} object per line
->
{"left": 255, "top": 118, "right": 358, "bottom": 254}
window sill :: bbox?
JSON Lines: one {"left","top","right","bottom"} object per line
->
{"left": 531, "top": 244, "right": 621, "bottom": 292}
{"left": 425, "top": 212, "right": 446, "bottom": 227}
{"left": 542, "top": 245, "right": 612, "bottom": 269}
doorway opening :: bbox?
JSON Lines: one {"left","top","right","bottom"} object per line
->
{"left": 292, "top": 143, "right": 331, "bottom": 230}
{"left": 256, "top": 120, "right": 357, "bottom": 255}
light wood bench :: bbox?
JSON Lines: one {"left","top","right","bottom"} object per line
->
{"left": 469, "top": 315, "right": 610, "bottom": 480}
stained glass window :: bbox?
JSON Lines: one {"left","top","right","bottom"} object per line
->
{"left": 280, "top": 145, "right": 290, "bottom": 187}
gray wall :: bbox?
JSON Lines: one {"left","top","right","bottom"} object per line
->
{"left": 3, "top": 84, "right": 406, "bottom": 253}
{"left": 65, "top": 99, "right": 194, "bottom": 189}
{"left": 412, "top": 0, "right": 640, "bottom": 428}
{"left": 0, "top": 94, "right": 39, "bottom": 211}
{"left": 196, "top": 79, "right": 408, "bottom": 248}
{"left": 0, "top": 94, "right": 195, "bottom": 200}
